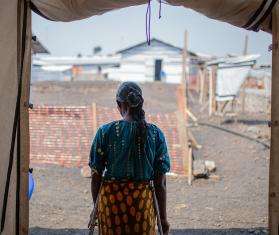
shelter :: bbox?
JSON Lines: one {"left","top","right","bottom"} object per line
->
{"left": 1, "top": 0, "right": 279, "bottom": 235}
{"left": 206, "top": 54, "right": 260, "bottom": 116}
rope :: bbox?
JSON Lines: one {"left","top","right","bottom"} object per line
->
{"left": 243, "top": 0, "right": 278, "bottom": 31}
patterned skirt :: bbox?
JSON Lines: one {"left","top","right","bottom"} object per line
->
{"left": 97, "top": 180, "right": 156, "bottom": 235}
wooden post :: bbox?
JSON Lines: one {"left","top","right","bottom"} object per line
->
{"left": 208, "top": 67, "right": 213, "bottom": 116}
{"left": 182, "top": 30, "right": 188, "bottom": 106}
{"left": 212, "top": 65, "right": 217, "bottom": 114}
{"left": 178, "top": 30, "right": 190, "bottom": 181}
{"left": 240, "top": 80, "right": 247, "bottom": 113}
{"left": 182, "top": 31, "right": 193, "bottom": 185}
{"left": 208, "top": 65, "right": 217, "bottom": 115}
{"left": 199, "top": 67, "right": 205, "bottom": 104}
{"left": 243, "top": 34, "right": 249, "bottom": 55}
{"left": 19, "top": 13, "right": 31, "bottom": 235}
{"left": 188, "top": 144, "right": 193, "bottom": 185}
{"left": 269, "top": 3, "right": 279, "bottom": 234}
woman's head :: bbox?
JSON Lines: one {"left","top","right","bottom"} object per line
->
{"left": 116, "top": 82, "right": 144, "bottom": 120}
{"left": 116, "top": 82, "right": 148, "bottom": 155}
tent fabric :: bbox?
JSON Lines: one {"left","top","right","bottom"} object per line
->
{"left": 166, "top": 0, "right": 273, "bottom": 32}
{"left": 0, "top": 0, "right": 31, "bottom": 234}
{"left": 0, "top": 0, "right": 20, "bottom": 234}
{"left": 31, "top": 0, "right": 274, "bottom": 32}
{"left": 31, "top": 0, "right": 147, "bottom": 21}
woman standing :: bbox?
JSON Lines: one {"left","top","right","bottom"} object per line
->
{"left": 89, "top": 82, "right": 170, "bottom": 234}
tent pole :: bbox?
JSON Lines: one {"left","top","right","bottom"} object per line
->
{"left": 269, "top": 2, "right": 279, "bottom": 234}
{"left": 19, "top": 3, "right": 31, "bottom": 234}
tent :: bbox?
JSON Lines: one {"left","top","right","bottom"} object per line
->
{"left": 0, "top": 0, "right": 278, "bottom": 234}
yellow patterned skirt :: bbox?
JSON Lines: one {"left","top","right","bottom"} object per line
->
{"left": 97, "top": 181, "right": 156, "bottom": 235}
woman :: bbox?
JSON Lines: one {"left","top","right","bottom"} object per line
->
{"left": 89, "top": 82, "right": 170, "bottom": 235}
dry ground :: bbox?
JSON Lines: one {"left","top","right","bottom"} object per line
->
{"left": 30, "top": 81, "right": 179, "bottom": 114}
{"left": 29, "top": 103, "right": 270, "bottom": 234}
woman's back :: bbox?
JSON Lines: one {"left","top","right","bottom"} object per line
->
{"left": 89, "top": 120, "right": 170, "bottom": 181}
{"left": 88, "top": 82, "right": 170, "bottom": 234}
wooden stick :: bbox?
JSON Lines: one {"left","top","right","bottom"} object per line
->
{"left": 188, "top": 144, "right": 193, "bottom": 186}
{"left": 150, "top": 181, "right": 163, "bottom": 235}
{"left": 186, "top": 108, "right": 198, "bottom": 123}
{"left": 199, "top": 68, "right": 205, "bottom": 104}
{"left": 208, "top": 68, "right": 213, "bottom": 116}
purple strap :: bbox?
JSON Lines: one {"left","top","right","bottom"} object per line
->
{"left": 159, "top": 0, "right": 162, "bottom": 19}
{"left": 146, "top": 0, "right": 151, "bottom": 45}
{"left": 145, "top": 0, "right": 162, "bottom": 45}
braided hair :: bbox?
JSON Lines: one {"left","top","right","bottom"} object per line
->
{"left": 116, "top": 82, "right": 148, "bottom": 152}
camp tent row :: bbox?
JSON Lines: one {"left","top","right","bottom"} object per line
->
{"left": 0, "top": 0, "right": 278, "bottom": 234}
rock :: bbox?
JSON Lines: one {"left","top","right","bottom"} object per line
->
{"left": 205, "top": 160, "right": 216, "bottom": 172}
{"left": 209, "top": 174, "right": 220, "bottom": 181}
{"left": 247, "top": 126, "right": 260, "bottom": 134}
{"left": 81, "top": 166, "right": 91, "bottom": 178}
{"left": 193, "top": 160, "right": 208, "bottom": 178}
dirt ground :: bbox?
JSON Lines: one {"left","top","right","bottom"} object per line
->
{"left": 29, "top": 94, "right": 270, "bottom": 235}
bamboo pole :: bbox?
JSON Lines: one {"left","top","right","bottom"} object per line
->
{"left": 181, "top": 30, "right": 192, "bottom": 185}
{"left": 269, "top": 3, "right": 279, "bottom": 234}
{"left": 243, "top": 34, "right": 249, "bottom": 55}
{"left": 208, "top": 68, "right": 213, "bottom": 116}
{"left": 199, "top": 67, "right": 205, "bottom": 104}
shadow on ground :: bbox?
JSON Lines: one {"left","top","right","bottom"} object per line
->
{"left": 30, "top": 227, "right": 268, "bottom": 235}
{"left": 222, "top": 119, "right": 268, "bottom": 126}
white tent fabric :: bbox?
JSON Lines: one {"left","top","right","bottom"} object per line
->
{"left": 216, "top": 66, "right": 251, "bottom": 101}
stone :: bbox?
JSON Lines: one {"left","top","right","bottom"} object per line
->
{"left": 209, "top": 174, "right": 220, "bottom": 181}
{"left": 205, "top": 160, "right": 216, "bottom": 172}
{"left": 193, "top": 160, "right": 208, "bottom": 178}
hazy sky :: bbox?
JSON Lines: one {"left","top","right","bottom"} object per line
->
{"left": 32, "top": 2, "right": 272, "bottom": 64}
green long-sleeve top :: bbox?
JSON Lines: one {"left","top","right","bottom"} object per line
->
{"left": 89, "top": 120, "right": 170, "bottom": 181}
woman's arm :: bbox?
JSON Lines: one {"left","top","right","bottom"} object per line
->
{"left": 91, "top": 171, "right": 102, "bottom": 204}
{"left": 154, "top": 173, "right": 170, "bottom": 234}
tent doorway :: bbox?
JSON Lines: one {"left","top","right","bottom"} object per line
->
{"left": 0, "top": 1, "right": 278, "bottom": 235}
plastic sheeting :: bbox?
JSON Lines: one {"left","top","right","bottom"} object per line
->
{"left": 216, "top": 66, "right": 250, "bottom": 101}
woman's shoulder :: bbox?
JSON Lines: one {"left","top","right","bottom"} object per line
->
{"left": 147, "top": 123, "right": 164, "bottom": 135}
{"left": 98, "top": 121, "right": 118, "bottom": 133}
{"left": 98, "top": 120, "right": 128, "bottom": 132}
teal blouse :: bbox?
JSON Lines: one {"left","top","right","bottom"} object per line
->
{"left": 89, "top": 120, "right": 170, "bottom": 181}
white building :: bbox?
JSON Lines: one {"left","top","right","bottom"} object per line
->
{"left": 106, "top": 38, "right": 203, "bottom": 84}
{"left": 32, "top": 38, "right": 207, "bottom": 84}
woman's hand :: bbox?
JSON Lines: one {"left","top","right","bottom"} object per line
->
{"left": 161, "top": 219, "right": 170, "bottom": 235}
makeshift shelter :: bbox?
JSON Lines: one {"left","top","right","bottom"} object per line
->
{"left": 206, "top": 54, "right": 260, "bottom": 116}
{"left": 0, "top": 0, "right": 278, "bottom": 234}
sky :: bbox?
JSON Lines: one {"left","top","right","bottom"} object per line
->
{"left": 32, "top": 2, "right": 272, "bottom": 65}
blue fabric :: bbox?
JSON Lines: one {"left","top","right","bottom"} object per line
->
{"left": 89, "top": 120, "right": 170, "bottom": 181}
{"left": 28, "top": 172, "right": 35, "bottom": 200}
